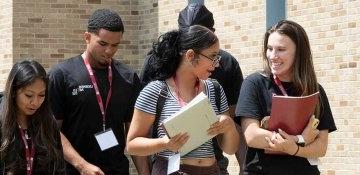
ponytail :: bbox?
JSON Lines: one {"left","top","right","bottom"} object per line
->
{"left": 148, "top": 30, "right": 182, "bottom": 80}
{"left": 147, "top": 25, "right": 218, "bottom": 81}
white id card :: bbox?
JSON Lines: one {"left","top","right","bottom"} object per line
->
{"left": 167, "top": 153, "right": 180, "bottom": 175}
{"left": 94, "top": 128, "right": 119, "bottom": 151}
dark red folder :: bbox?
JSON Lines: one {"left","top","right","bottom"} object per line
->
{"left": 268, "top": 92, "right": 319, "bottom": 135}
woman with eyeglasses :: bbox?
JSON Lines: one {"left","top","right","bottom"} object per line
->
{"left": 126, "top": 25, "right": 239, "bottom": 175}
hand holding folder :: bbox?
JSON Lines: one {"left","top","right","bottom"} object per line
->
{"left": 264, "top": 92, "right": 320, "bottom": 155}
{"left": 161, "top": 92, "right": 218, "bottom": 156}
{"left": 267, "top": 92, "right": 320, "bottom": 135}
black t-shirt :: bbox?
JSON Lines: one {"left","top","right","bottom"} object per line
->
{"left": 235, "top": 72, "right": 337, "bottom": 175}
{"left": 0, "top": 125, "right": 65, "bottom": 174}
{"left": 139, "top": 49, "right": 243, "bottom": 106}
{"left": 48, "top": 55, "right": 141, "bottom": 174}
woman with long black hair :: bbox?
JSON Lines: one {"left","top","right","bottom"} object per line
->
{"left": 127, "top": 25, "right": 240, "bottom": 175}
{"left": 0, "top": 60, "right": 65, "bottom": 174}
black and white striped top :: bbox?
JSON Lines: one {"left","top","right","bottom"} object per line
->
{"left": 135, "top": 80, "right": 229, "bottom": 158}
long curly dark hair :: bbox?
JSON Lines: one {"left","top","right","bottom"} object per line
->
{"left": 0, "top": 60, "right": 65, "bottom": 174}
{"left": 147, "top": 25, "right": 218, "bottom": 81}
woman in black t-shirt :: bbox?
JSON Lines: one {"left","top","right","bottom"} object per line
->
{"left": 0, "top": 60, "right": 65, "bottom": 174}
{"left": 236, "top": 20, "right": 336, "bottom": 175}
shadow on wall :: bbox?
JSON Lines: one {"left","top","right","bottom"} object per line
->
{"left": 135, "top": 1, "right": 159, "bottom": 73}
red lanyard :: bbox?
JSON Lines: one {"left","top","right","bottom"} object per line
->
{"left": 19, "top": 127, "right": 35, "bottom": 175}
{"left": 273, "top": 76, "right": 288, "bottom": 96}
{"left": 83, "top": 55, "right": 113, "bottom": 131}
{"left": 173, "top": 75, "right": 200, "bottom": 107}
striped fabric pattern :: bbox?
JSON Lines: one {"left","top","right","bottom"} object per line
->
{"left": 135, "top": 79, "right": 228, "bottom": 158}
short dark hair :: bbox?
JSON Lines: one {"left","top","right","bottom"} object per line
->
{"left": 87, "top": 9, "right": 124, "bottom": 34}
{"left": 178, "top": 4, "right": 215, "bottom": 32}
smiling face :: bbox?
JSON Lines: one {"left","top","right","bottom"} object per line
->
{"left": 16, "top": 78, "right": 46, "bottom": 119}
{"left": 193, "top": 41, "right": 220, "bottom": 80}
{"left": 266, "top": 32, "right": 296, "bottom": 82}
{"left": 84, "top": 28, "right": 123, "bottom": 68}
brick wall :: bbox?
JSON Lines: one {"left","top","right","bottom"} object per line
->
{"left": 11, "top": 0, "right": 141, "bottom": 70}
{"left": 137, "top": 0, "right": 159, "bottom": 72}
{"left": 287, "top": 1, "right": 360, "bottom": 174}
{"left": 0, "top": 0, "right": 13, "bottom": 90}
{"left": 0, "top": 0, "right": 359, "bottom": 175}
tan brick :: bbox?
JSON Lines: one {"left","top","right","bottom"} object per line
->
{"left": 28, "top": 18, "right": 42, "bottom": 23}
{"left": 348, "top": 22, "right": 356, "bottom": 28}
{"left": 87, "top": 0, "right": 101, "bottom": 4}
{"left": 349, "top": 62, "right": 357, "bottom": 68}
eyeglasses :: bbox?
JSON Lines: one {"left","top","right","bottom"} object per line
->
{"left": 197, "top": 52, "right": 221, "bottom": 67}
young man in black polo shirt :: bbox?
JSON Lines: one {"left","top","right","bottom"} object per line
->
{"left": 139, "top": 4, "right": 246, "bottom": 175}
{"left": 48, "top": 9, "right": 149, "bottom": 175}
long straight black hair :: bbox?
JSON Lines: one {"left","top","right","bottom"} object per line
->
{"left": 0, "top": 60, "right": 65, "bottom": 173}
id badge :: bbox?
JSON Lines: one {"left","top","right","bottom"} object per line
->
{"left": 94, "top": 128, "right": 119, "bottom": 151}
{"left": 167, "top": 153, "right": 180, "bottom": 175}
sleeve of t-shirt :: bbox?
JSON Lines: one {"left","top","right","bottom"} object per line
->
{"left": 135, "top": 81, "right": 164, "bottom": 115}
{"left": 48, "top": 67, "right": 66, "bottom": 120}
{"left": 124, "top": 73, "right": 142, "bottom": 122}
{"left": 235, "top": 77, "right": 263, "bottom": 122}
{"left": 317, "top": 84, "right": 337, "bottom": 133}
{"left": 219, "top": 84, "right": 230, "bottom": 114}
{"left": 139, "top": 51, "right": 153, "bottom": 89}
{"left": 226, "top": 58, "right": 243, "bottom": 106}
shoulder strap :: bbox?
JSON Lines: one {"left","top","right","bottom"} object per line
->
{"left": 209, "top": 79, "right": 225, "bottom": 160}
{"left": 209, "top": 79, "right": 221, "bottom": 112}
{"left": 152, "top": 82, "right": 168, "bottom": 138}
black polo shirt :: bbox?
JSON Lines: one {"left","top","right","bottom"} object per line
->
{"left": 48, "top": 55, "right": 141, "bottom": 174}
{"left": 235, "top": 72, "right": 337, "bottom": 175}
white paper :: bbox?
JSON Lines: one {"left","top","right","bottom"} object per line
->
{"left": 307, "top": 158, "right": 320, "bottom": 165}
{"left": 167, "top": 153, "right": 180, "bottom": 175}
{"left": 94, "top": 128, "right": 119, "bottom": 151}
{"left": 162, "top": 92, "right": 218, "bottom": 156}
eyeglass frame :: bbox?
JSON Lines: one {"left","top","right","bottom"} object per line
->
{"left": 196, "top": 52, "right": 221, "bottom": 67}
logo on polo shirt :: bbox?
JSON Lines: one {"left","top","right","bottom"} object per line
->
{"left": 72, "top": 84, "right": 93, "bottom": 96}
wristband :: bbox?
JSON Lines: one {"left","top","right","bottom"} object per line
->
{"left": 292, "top": 145, "right": 300, "bottom": 156}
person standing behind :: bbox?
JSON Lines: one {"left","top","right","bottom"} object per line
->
{"left": 0, "top": 60, "right": 66, "bottom": 174}
{"left": 139, "top": 4, "right": 245, "bottom": 174}
{"left": 235, "top": 20, "right": 337, "bottom": 175}
{"left": 48, "top": 9, "right": 148, "bottom": 175}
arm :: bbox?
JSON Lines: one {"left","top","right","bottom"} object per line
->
{"left": 264, "top": 117, "right": 324, "bottom": 158}
{"left": 265, "top": 128, "right": 328, "bottom": 158}
{"left": 126, "top": 109, "right": 189, "bottom": 156}
{"left": 59, "top": 121, "right": 104, "bottom": 175}
{"left": 125, "top": 122, "right": 150, "bottom": 175}
{"left": 241, "top": 117, "right": 276, "bottom": 149}
{"left": 209, "top": 111, "right": 240, "bottom": 155}
{"left": 293, "top": 130, "right": 329, "bottom": 158}
{"left": 228, "top": 105, "right": 236, "bottom": 119}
